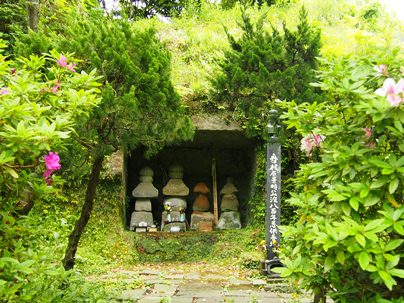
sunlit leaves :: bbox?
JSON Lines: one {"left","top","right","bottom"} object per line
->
{"left": 278, "top": 51, "right": 403, "bottom": 301}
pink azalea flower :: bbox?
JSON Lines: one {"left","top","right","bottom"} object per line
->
{"left": 301, "top": 134, "right": 325, "bottom": 155}
{"left": 375, "top": 78, "right": 404, "bottom": 106}
{"left": 363, "top": 127, "right": 372, "bottom": 139}
{"left": 374, "top": 64, "right": 388, "bottom": 77}
{"left": 67, "top": 63, "right": 76, "bottom": 73}
{"left": 43, "top": 152, "right": 61, "bottom": 185}
{"left": 0, "top": 87, "right": 9, "bottom": 95}
{"left": 56, "top": 55, "right": 68, "bottom": 68}
{"left": 56, "top": 55, "right": 76, "bottom": 72}
{"left": 51, "top": 80, "right": 61, "bottom": 93}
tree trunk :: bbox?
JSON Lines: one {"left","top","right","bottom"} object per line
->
{"left": 27, "top": 0, "right": 39, "bottom": 32}
{"left": 313, "top": 289, "right": 326, "bottom": 303}
{"left": 63, "top": 155, "right": 104, "bottom": 270}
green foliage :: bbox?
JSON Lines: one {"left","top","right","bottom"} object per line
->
{"left": 0, "top": 41, "right": 101, "bottom": 211}
{"left": 17, "top": 9, "right": 194, "bottom": 159}
{"left": 0, "top": 211, "right": 107, "bottom": 302}
{"left": 274, "top": 50, "right": 404, "bottom": 302}
{"left": 117, "top": 0, "right": 187, "bottom": 18}
{"left": 0, "top": 0, "right": 26, "bottom": 54}
{"left": 210, "top": 5, "right": 321, "bottom": 138}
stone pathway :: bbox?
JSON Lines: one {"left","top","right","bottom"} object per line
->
{"left": 94, "top": 263, "right": 314, "bottom": 303}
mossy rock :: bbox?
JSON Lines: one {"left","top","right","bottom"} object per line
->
{"left": 132, "top": 230, "right": 261, "bottom": 262}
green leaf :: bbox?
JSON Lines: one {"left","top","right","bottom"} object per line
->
{"left": 3, "top": 167, "right": 18, "bottom": 179}
{"left": 382, "top": 168, "right": 394, "bottom": 175}
{"left": 392, "top": 208, "right": 404, "bottom": 221}
{"left": 363, "top": 194, "right": 380, "bottom": 207}
{"left": 364, "top": 219, "right": 386, "bottom": 232}
{"left": 393, "top": 223, "right": 404, "bottom": 235}
{"left": 389, "top": 268, "right": 404, "bottom": 278}
{"left": 388, "top": 178, "right": 399, "bottom": 194}
{"left": 356, "top": 234, "right": 366, "bottom": 248}
{"left": 370, "top": 178, "right": 388, "bottom": 189}
{"left": 358, "top": 251, "right": 370, "bottom": 270}
{"left": 378, "top": 271, "right": 395, "bottom": 290}
{"left": 384, "top": 239, "right": 403, "bottom": 251}
{"left": 369, "top": 159, "right": 391, "bottom": 169}
{"left": 324, "top": 253, "right": 335, "bottom": 272}
{"left": 336, "top": 250, "right": 345, "bottom": 265}
{"left": 349, "top": 197, "right": 359, "bottom": 211}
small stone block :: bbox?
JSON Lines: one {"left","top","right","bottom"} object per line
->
{"left": 198, "top": 221, "right": 213, "bottom": 232}
{"left": 162, "top": 179, "right": 189, "bottom": 196}
{"left": 217, "top": 211, "right": 241, "bottom": 229}
{"left": 162, "top": 222, "right": 186, "bottom": 232}
{"left": 135, "top": 199, "right": 152, "bottom": 211}
{"left": 135, "top": 227, "right": 147, "bottom": 232}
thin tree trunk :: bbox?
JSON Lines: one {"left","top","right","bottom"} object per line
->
{"left": 63, "top": 155, "right": 104, "bottom": 270}
{"left": 27, "top": 0, "right": 39, "bottom": 32}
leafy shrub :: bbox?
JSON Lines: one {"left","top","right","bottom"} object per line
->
{"left": 0, "top": 212, "right": 107, "bottom": 302}
{"left": 274, "top": 50, "right": 404, "bottom": 302}
{"left": 0, "top": 40, "right": 101, "bottom": 213}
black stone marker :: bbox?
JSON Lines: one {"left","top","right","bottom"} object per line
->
{"left": 262, "top": 109, "right": 283, "bottom": 276}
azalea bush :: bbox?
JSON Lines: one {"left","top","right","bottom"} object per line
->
{"left": 0, "top": 41, "right": 101, "bottom": 213}
{"left": 0, "top": 41, "right": 103, "bottom": 301}
{"left": 274, "top": 50, "right": 404, "bottom": 303}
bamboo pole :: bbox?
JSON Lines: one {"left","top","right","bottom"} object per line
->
{"left": 212, "top": 158, "right": 219, "bottom": 225}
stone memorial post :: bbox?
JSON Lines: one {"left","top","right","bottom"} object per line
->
{"left": 263, "top": 109, "right": 283, "bottom": 275}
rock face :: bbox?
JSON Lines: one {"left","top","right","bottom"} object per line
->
{"left": 130, "top": 167, "right": 157, "bottom": 231}
{"left": 217, "top": 177, "right": 241, "bottom": 230}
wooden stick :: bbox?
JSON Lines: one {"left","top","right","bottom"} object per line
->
{"left": 212, "top": 158, "right": 219, "bottom": 225}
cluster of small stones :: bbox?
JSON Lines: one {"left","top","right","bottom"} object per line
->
{"left": 217, "top": 178, "right": 241, "bottom": 229}
{"left": 190, "top": 182, "right": 214, "bottom": 231}
{"left": 161, "top": 164, "right": 188, "bottom": 232}
{"left": 130, "top": 166, "right": 158, "bottom": 232}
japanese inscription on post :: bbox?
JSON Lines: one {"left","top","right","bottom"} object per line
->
{"left": 266, "top": 143, "right": 281, "bottom": 249}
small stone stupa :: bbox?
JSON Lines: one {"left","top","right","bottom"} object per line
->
{"left": 130, "top": 166, "right": 158, "bottom": 232}
{"left": 217, "top": 177, "right": 241, "bottom": 229}
{"left": 161, "top": 164, "right": 189, "bottom": 232}
{"left": 190, "top": 182, "right": 214, "bottom": 231}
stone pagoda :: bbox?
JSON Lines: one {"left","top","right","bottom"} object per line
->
{"left": 217, "top": 177, "right": 241, "bottom": 229}
{"left": 161, "top": 164, "right": 189, "bottom": 232}
{"left": 130, "top": 166, "right": 158, "bottom": 232}
{"left": 190, "top": 182, "right": 214, "bottom": 231}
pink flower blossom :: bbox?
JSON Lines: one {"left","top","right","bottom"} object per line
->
{"left": 43, "top": 152, "right": 61, "bottom": 185}
{"left": 363, "top": 127, "right": 372, "bottom": 139}
{"left": 375, "top": 78, "right": 404, "bottom": 106}
{"left": 0, "top": 87, "right": 9, "bottom": 95}
{"left": 51, "top": 80, "right": 61, "bottom": 93}
{"left": 56, "top": 55, "right": 76, "bottom": 72}
{"left": 301, "top": 133, "right": 325, "bottom": 155}
{"left": 56, "top": 55, "right": 68, "bottom": 68}
{"left": 374, "top": 64, "right": 388, "bottom": 77}
{"left": 67, "top": 63, "right": 76, "bottom": 73}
